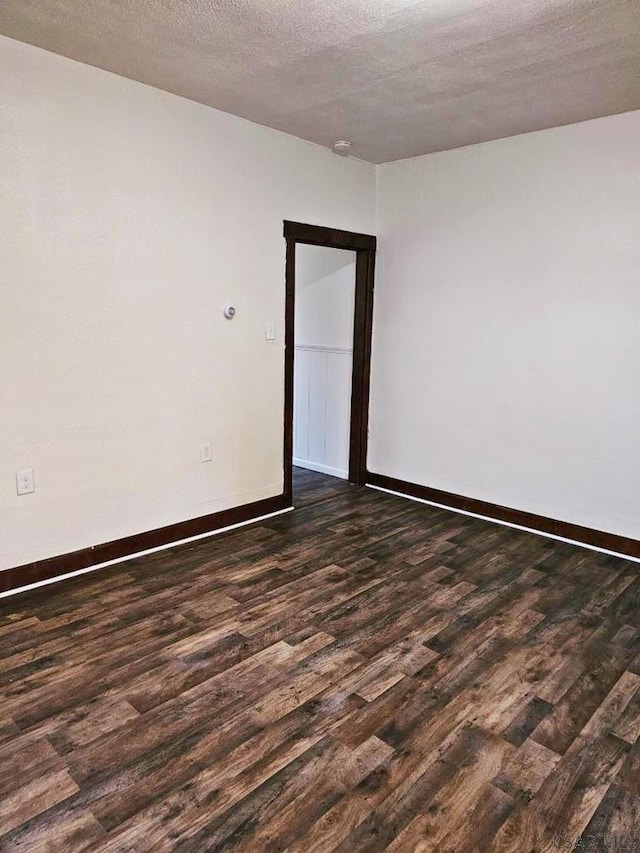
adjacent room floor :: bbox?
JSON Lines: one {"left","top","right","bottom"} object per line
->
{"left": 1, "top": 472, "right": 638, "bottom": 851}
{"left": 292, "top": 465, "right": 357, "bottom": 509}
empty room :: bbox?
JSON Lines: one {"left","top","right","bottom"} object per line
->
{"left": 1, "top": 0, "right": 639, "bottom": 850}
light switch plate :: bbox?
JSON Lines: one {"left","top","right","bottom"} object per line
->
{"left": 265, "top": 322, "right": 276, "bottom": 341}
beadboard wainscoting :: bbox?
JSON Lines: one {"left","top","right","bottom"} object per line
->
{"left": 293, "top": 345, "right": 353, "bottom": 479}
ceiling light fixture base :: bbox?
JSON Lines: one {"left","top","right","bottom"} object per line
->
{"left": 332, "top": 140, "right": 352, "bottom": 156}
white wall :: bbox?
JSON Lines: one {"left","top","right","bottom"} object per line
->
{"left": 0, "top": 35, "right": 375, "bottom": 571}
{"left": 295, "top": 246, "right": 356, "bottom": 350}
{"left": 294, "top": 246, "right": 356, "bottom": 478}
{"left": 370, "top": 110, "right": 640, "bottom": 540}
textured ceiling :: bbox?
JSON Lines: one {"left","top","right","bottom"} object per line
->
{"left": 1, "top": 0, "right": 639, "bottom": 163}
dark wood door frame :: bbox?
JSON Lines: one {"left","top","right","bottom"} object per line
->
{"left": 283, "top": 221, "right": 377, "bottom": 504}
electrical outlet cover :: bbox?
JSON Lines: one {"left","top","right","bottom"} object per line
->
{"left": 16, "top": 468, "right": 35, "bottom": 495}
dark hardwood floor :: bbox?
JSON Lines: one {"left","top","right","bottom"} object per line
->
{"left": 293, "top": 466, "right": 357, "bottom": 508}
{"left": 1, "top": 476, "right": 639, "bottom": 851}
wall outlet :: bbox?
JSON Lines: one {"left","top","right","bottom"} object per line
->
{"left": 16, "top": 468, "right": 35, "bottom": 495}
{"left": 200, "top": 441, "right": 213, "bottom": 463}
{"left": 265, "top": 321, "right": 276, "bottom": 341}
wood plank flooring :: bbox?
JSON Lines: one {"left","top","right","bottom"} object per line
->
{"left": 1, "top": 470, "right": 639, "bottom": 851}
{"left": 292, "top": 466, "right": 357, "bottom": 508}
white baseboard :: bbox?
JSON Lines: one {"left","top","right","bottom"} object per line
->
{"left": 293, "top": 459, "right": 348, "bottom": 480}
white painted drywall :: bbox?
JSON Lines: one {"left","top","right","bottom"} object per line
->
{"left": 295, "top": 246, "right": 356, "bottom": 350}
{"left": 0, "top": 35, "right": 375, "bottom": 571}
{"left": 294, "top": 246, "right": 356, "bottom": 478}
{"left": 370, "top": 110, "right": 640, "bottom": 540}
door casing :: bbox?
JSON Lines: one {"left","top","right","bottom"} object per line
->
{"left": 283, "top": 220, "right": 377, "bottom": 504}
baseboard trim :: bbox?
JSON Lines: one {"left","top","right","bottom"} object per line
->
{"left": 0, "top": 494, "right": 291, "bottom": 596}
{"left": 366, "top": 472, "right": 640, "bottom": 561}
{"left": 293, "top": 459, "right": 348, "bottom": 479}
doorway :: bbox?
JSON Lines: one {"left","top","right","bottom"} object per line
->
{"left": 283, "top": 221, "right": 376, "bottom": 506}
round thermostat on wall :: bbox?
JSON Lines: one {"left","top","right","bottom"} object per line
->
{"left": 223, "top": 304, "right": 236, "bottom": 320}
